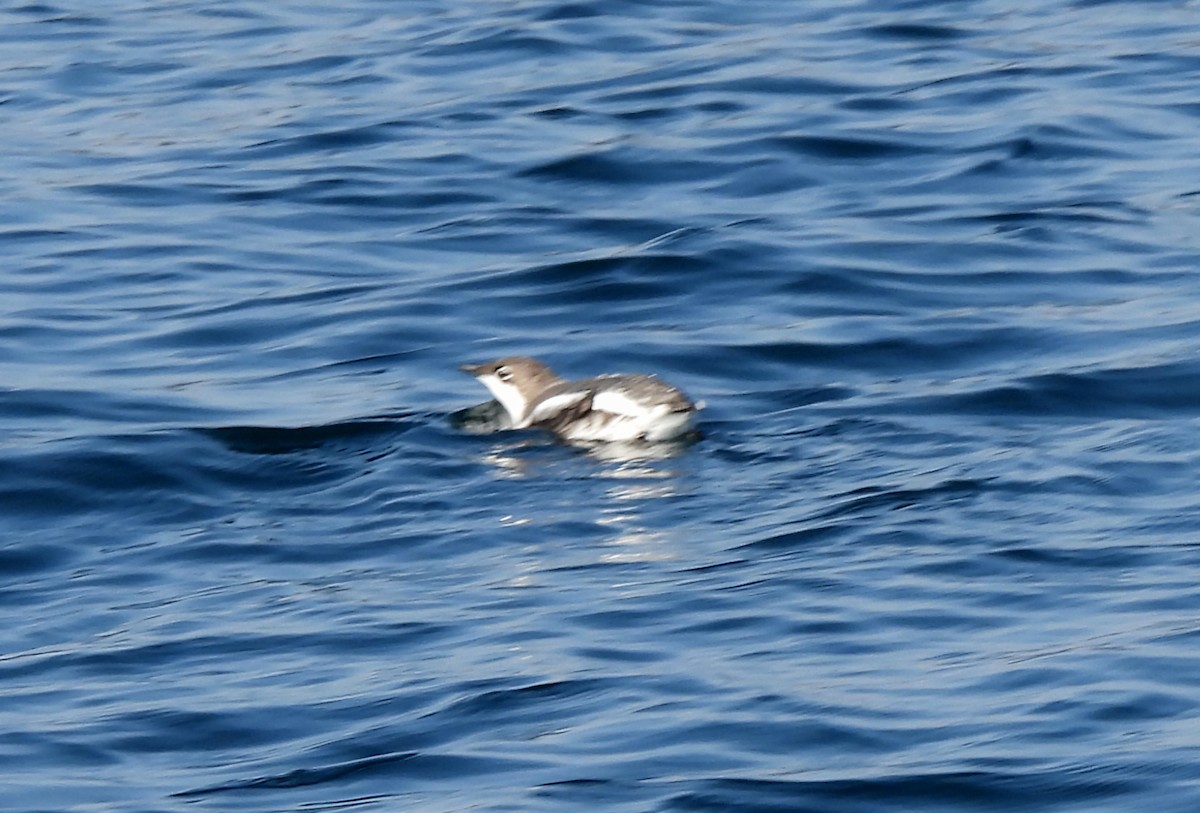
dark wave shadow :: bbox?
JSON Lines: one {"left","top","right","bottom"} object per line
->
{"left": 663, "top": 767, "right": 1140, "bottom": 812}
{"left": 173, "top": 749, "right": 548, "bottom": 798}
{"left": 172, "top": 751, "right": 418, "bottom": 796}
{"left": 912, "top": 360, "right": 1200, "bottom": 419}
{"left": 201, "top": 416, "right": 414, "bottom": 455}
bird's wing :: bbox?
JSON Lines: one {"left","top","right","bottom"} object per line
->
{"left": 526, "top": 389, "right": 590, "bottom": 423}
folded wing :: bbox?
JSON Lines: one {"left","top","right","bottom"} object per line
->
{"left": 526, "top": 389, "right": 591, "bottom": 424}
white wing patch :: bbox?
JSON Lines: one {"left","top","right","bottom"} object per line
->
{"left": 591, "top": 388, "right": 650, "bottom": 418}
{"left": 527, "top": 390, "right": 589, "bottom": 423}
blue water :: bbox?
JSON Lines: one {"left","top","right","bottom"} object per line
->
{"left": 4, "top": 1, "right": 1200, "bottom": 810}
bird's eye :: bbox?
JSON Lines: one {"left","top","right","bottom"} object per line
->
{"left": 496, "top": 366, "right": 513, "bottom": 381}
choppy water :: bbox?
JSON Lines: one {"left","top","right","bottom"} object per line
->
{"left": 4, "top": 1, "right": 1200, "bottom": 811}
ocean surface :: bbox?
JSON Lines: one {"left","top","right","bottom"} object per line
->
{"left": 4, "top": 1, "right": 1200, "bottom": 811}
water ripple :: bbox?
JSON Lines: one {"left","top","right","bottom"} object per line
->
{"left": 5, "top": 0, "right": 1200, "bottom": 811}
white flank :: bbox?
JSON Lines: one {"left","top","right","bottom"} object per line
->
{"left": 641, "top": 409, "right": 693, "bottom": 441}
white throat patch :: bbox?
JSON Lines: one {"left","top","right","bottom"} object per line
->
{"left": 475, "top": 373, "right": 533, "bottom": 427}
